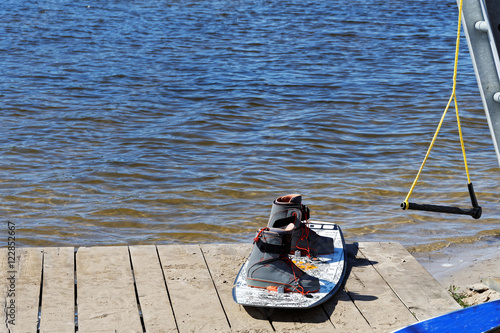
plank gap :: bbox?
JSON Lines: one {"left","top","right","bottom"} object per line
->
{"left": 259, "top": 308, "right": 276, "bottom": 332}
{"left": 346, "top": 243, "right": 417, "bottom": 330}
{"left": 155, "top": 245, "right": 180, "bottom": 333}
{"left": 37, "top": 251, "right": 45, "bottom": 333}
{"left": 344, "top": 284, "right": 372, "bottom": 328}
{"left": 127, "top": 247, "right": 146, "bottom": 333}
{"left": 268, "top": 317, "right": 276, "bottom": 332}
{"left": 75, "top": 246, "right": 143, "bottom": 332}
{"left": 344, "top": 243, "right": 375, "bottom": 329}
{"left": 199, "top": 245, "right": 231, "bottom": 329}
{"left": 358, "top": 245, "right": 419, "bottom": 322}
{"left": 262, "top": 304, "right": 277, "bottom": 331}
{"left": 74, "top": 248, "right": 78, "bottom": 332}
{"left": 320, "top": 304, "right": 336, "bottom": 329}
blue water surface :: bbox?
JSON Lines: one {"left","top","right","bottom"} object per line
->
{"left": 1, "top": 0, "right": 499, "bottom": 251}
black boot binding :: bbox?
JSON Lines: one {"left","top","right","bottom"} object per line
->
{"left": 245, "top": 227, "right": 320, "bottom": 294}
{"left": 267, "top": 194, "right": 334, "bottom": 257}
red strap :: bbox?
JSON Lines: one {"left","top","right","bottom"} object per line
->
{"left": 253, "top": 227, "right": 269, "bottom": 243}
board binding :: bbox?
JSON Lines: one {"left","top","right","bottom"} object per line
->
{"left": 232, "top": 220, "right": 346, "bottom": 309}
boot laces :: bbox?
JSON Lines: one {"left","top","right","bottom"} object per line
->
{"left": 253, "top": 227, "right": 269, "bottom": 243}
{"left": 280, "top": 254, "right": 313, "bottom": 295}
{"left": 293, "top": 213, "right": 314, "bottom": 258}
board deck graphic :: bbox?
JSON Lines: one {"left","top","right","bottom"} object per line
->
{"left": 232, "top": 221, "right": 346, "bottom": 309}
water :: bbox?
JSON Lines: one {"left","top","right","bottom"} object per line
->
{"left": 1, "top": 0, "right": 499, "bottom": 255}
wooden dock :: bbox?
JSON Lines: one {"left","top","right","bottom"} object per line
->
{"left": 0, "top": 242, "right": 460, "bottom": 333}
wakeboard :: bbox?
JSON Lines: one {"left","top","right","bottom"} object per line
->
{"left": 232, "top": 220, "right": 346, "bottom": 309}
{"left": 392, "top": 299, "right": 500, "bottom": 333}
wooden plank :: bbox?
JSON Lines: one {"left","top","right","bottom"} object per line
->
{"left": 39, "top": 247, "right": 75, "bottom": 333}
{"left": 129, "top": 245, "right": 177, "bottom": 333}
{"left": 322, "top": 288, "right": 374, "bottom": 332}
{"left": 200, "top": 243, "right": 274, "bottom": 332}
{"left": 157, "top": 244, "right": 230, "bottom": 333}
{"left": 357, "top": 242, "right": 461, "bottom": 321}
{"left": 267, "top": 306, "right": 335, "bottom": 332}
{"left": 345, "top": 243, "right": 417, "bottom": 332}
{"left": 0, "top": 247, "right": 44, "bottom": 332}
{"left": 76, "top": 246, "right": 142, "bottom": 333}
{"left": 0, "top": 248, "right": 10, "bottom": 333}
{"left": 13, "top": 247, "right": 44, "bottom": 333}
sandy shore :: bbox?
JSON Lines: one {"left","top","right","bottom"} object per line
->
{"left": 413, "top": 241, "right": 500, "bottom": 306}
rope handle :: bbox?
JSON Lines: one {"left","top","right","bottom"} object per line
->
{"left": 401, "top": 0, "right": 480, "bottom": 218}
{"left": 401, "top": 183, "right": 482, "bottom": 219}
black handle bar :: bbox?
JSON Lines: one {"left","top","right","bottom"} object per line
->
{"left": 401, "top": 183, "right": 482, "bottom": 219}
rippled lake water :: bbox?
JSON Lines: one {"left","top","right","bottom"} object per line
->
{"left": 1, "top": 0, "right": 499, "bottom": 257}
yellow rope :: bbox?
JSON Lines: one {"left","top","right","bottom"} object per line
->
{"left": 403, "top": 0, "right": 471, "bottom": 209}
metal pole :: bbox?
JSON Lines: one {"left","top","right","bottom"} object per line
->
{"left": 460, "top": 0, "right": 500, "bottom": 166}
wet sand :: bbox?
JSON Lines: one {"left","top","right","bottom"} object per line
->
{"left": 414, "top": 241, "right": 500, "bottom": 306}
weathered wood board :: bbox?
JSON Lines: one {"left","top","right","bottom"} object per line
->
{"left": 157, "top": 244, "right": 230, "bottom": 332}
{"left": 129, "top": 245, "right": 177, "bottom": 333}
{"left": 39, "top": 247, "right": 75, "bottom": 333}
{"left": 76, "top": 246, "right": 143, "bottom": 333}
